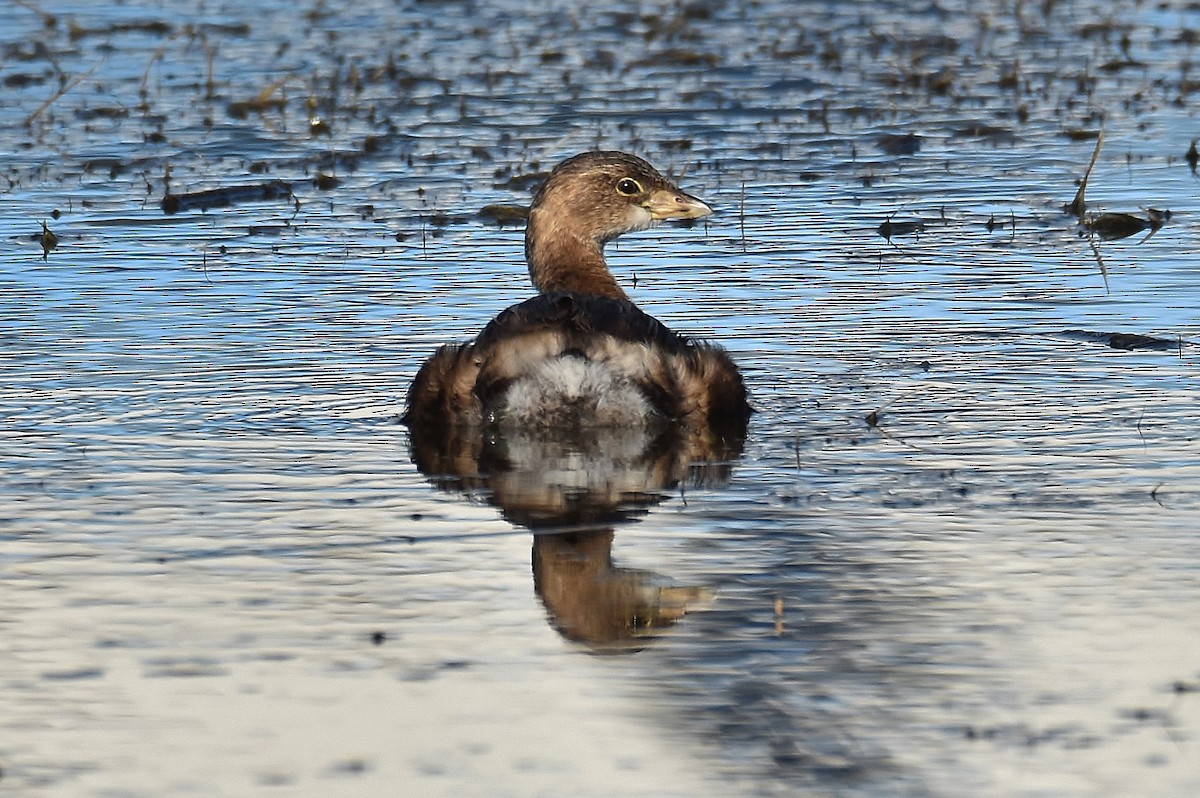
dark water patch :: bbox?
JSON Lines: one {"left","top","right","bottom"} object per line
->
{"left": 40, "top": 667, "right": 105, "bottom": 681}
{"left": 142, "top": 657, "right": 228, "bottom": 678}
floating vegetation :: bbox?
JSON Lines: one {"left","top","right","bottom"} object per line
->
{"left": 876, "top": 217, "right": 926, "bottom": 242}
{"left": 1086, "top": 208, "right": 1171, "bottom": 241}
{"left": 876, "top": 132, "right": 921, "bottom": 156}
{"left": 67, "top": 18, "right": 173, "bottom": 40}
{"left": 1064, "top": 130, "right": 1171, "bottom": 242}
{"left": 161, "top": 180, "right": 295, "bottom": 215}
{"left": 1065, "top": 128, "right": 1105, "bottom": 218}
{"left": 628, "top": 49, "right": 720, "bottom": 70}
{"left": 308, "top": 116, "right": 331, "bottom": 136}
{"left": 312, "top": 173, "right": 339, "bottom": 190}
{"left": 37, "top": 220, "right": 57, "bottom": 259}
{"left": 494, "top": 170, "right": 550, "bottom": 192}
{"left": 661, "top": 138, "right": 693, "bottom": 152}
{"left": 221, "top": 72, "right": 296, "bottom": 119}
{"left": 1059, "top": 329, "right": 1187, "bottom": 351}
{"left": 952, "top": 124, "right": 1017, "bottom": 142}
{"left": 426, "top": 211, "right": 469, "bottom": 228}
{"left": 985, "top": 211, "right": 1016, "bottom": 234}
{"left": 477, "top": 203, "right": 529, "bottom": 226}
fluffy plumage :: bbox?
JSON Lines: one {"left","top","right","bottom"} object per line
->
{"left": 404, "top": 151, "right": 750, "bottom": 441}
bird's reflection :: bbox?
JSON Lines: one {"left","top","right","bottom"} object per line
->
{"left": 408, "top": 422, "right": 745, "bottom": 653}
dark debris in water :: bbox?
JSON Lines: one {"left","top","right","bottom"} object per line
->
{"left": 1059, "top": 329, "right": 1186, "bottom": 351}
{"left": 1084, "top": 208, "right": 1170, "bottom": 241}
{"left": 876, "top": 133, "right": 921, "bottom": 156}
{"left": 67, "top": 18, "right": 175, "bottom": 40}
{"left": 40, "top": 666, "right": 105, "bottom": 681}
{"left": 628, "top": 48, "right": 720, "bottom": 70}
{"left": 36, "top": 220, "right": 57, "bottom": 259}
{"left": 952, "top": 124, "right": 1018, "bottom": 143}
{"left": 494, "top": 170, "right": 550, "bottom": 192}
{"left": 327, "top": 758, "right": 371, "bottom": 776}
{"left": 161, "top": 180, "right": 295, "bottom": 215}
{"left": 876, "top": 217, "right": 926, "bottom": 242}
{"left": 313, "top": 173, "right": 340, "bottom": 191}
{"left": 1064, "top": 129, "right": 1170, "bottom": 241}
{"left": 1065, "top": 129, "right": 1105, "bottom": 218}
{"left": 426, "top": 211, "right": 469, "bottom": 228}
{"left": 962, "top": 722, "right": 1100, "bottom": 750}
{"left": 985, "top": 212, "right": 1016, "bottom": 233}
{"left": 477, "top": 203, "right": 529, "bottom": 226}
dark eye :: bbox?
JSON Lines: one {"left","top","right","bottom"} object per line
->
{"left": 616, "top": 177, "right": 643, "bottom": 196}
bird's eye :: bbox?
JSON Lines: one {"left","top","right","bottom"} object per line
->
{"left": 616, "top": 177, "right": 643, "bottom": 196}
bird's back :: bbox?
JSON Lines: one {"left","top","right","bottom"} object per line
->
{"left": 404, "top": 293, "right": 748, "bottom": 437}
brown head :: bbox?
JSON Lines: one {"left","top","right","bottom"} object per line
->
{"left": 524, "top": 151, "right": 712, "bottom": 301}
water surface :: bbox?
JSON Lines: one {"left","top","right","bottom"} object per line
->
{"left": 2, "top": 0, "right": 1199, "bottom": 795}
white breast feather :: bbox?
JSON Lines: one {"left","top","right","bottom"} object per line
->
{"left": 500, "top": 355, "right": 655, "bottom": 428}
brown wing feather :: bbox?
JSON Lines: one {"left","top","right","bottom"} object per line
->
{"left": 405, "top": 292, "right": 750, "bottom": 435}
{"left": 403, "top": 342, "right": 484, "bottom": 427}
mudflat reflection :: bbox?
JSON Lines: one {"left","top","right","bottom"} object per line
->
{"left": 408, "top": 422, "right": 744, "bottom": 652}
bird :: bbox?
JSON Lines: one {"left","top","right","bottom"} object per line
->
{"left": 404, "top": 150, "right": 749, "bottom": 442}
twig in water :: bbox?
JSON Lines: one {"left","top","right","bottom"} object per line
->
{"left": 1066, "top": 127, "right": 1105, "bottom": 217}
{"left": 739, "top": 179, "right": 747, "bottom": 254}
{"left": 14, "top": 0, "right": 56, "bottom": 26}
{"left": 23, "top": 58, "right": 104, "bottom": 128}
{"left": 139, "top": 41, "right": 171, "bottom": 109}
{"left": 1085, "top": 236, "right": 1111, "bottom": 294}
{"left": 202, "top": 33, "right": 216, "bottom": 100}
{"left": 865, "top": 396, "right": 900, "bottom": 428}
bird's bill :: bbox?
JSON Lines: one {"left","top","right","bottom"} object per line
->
{"left": 644, "top": 189, "right": 713, "bottom": 220}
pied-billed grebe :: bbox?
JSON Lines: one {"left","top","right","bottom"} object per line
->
{"left": 404, "top": 151, "right": 750, "bottom": 438}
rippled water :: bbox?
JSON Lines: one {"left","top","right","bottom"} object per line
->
{"left": 3, "top": 0, "right": 1199, "bottom": 795}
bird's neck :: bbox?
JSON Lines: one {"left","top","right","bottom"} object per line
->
{"left": 524, "top": 208, "right": 628, "bottom": 301}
